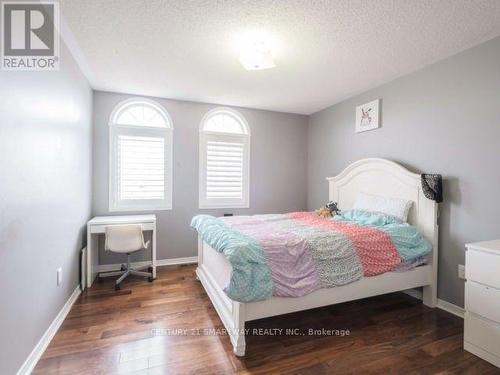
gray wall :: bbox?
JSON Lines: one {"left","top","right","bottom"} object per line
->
{"left": 0, "top": 45, "right": 92, "bottom": 372}
{"left": 308, "top": 36, "right": 500, "bottom": 307}
{"left": 92, "top": 91, "right": 308, "bottom": 263}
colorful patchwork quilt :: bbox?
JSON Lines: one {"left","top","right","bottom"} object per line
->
{"left": 191, "top": 210, "right": 431, "bottom": 302}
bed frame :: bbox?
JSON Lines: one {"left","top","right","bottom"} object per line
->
{"left": 196, "top": 158, "right": 439, "bottom": 356}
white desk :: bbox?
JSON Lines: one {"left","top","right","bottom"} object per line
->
{"left": 86, "top": 215, "right": 157, "bottom": 288}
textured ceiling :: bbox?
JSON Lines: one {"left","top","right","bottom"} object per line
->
{"left": 61, "top": 0, "right": 500, "bottom": 114}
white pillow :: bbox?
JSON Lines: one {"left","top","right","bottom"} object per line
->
{"left": 352, "top": 192, "right": 413, "bottom": 222}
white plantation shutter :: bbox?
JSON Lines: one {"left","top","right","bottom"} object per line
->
{"left": 206, "top": 138, "right": 244, "bottom": 199}
{"left": 109, "top": 99, "right": 173, "bottom": 211}
{"left": 117, "top": 135, "right": 165, "bottom": 200}
{"left": 200, "top": 109, "right": 250, "bottom": 208}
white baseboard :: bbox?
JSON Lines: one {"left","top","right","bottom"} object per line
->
{"left": 17, "top": 286, "right": 81, "bottom": 375}
{"left": 98, "top": 256, "right": 198, "bottom": 272}
{"left": 437, "top": 298, "right": 465, "bottom": 318}
{"left": 403, "top": 289, "right": 464, "bottom": 319}
{"left": 159, "top": 256, "right": 198, "bottom": 266}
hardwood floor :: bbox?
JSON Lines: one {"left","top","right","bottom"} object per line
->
{"left": 34, "top": 265, "right": 499, "bottom": 375}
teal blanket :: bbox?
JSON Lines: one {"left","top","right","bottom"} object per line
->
{"left": 334, "top": 210, "right": 432, "bottom": 261}
{"left": 191, "top": 215, "right": 273, "bottom": 302}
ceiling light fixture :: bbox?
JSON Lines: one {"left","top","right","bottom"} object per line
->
{"left": 239, "top": 39, "right": 276, "bottom": 71}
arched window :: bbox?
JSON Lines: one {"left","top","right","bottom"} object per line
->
{"left": 199, "top": 108, "right": 250, "bottom": 209}
{"left": 109, "top": 98, "right": 173, "bottom": 211}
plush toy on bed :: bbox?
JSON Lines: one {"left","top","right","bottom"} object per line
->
{"left": 315, "top": 201, "right": 340, "bottom": 218}
{"left": 316, "top": 206, "right": 332, "bottom": 218}
{"left": 326, "top": 201, "right": 340, "bottom": 215}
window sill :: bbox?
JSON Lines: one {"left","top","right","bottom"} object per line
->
{"left": 198, "top": 204, "right": 249, "bottom": 210}
{"left": 109, "top": 206, "right": 172, "bottom": 212}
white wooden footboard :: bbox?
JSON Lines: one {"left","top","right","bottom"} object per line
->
{"left": 196, "top": 237, "right": 246, "bottom": 356}
{"left": 196, "top": 236, "right": 436, "bottom": 356}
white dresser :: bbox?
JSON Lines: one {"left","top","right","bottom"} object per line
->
{"left": 464, "top": 240, "right": 500, "bottom": 368}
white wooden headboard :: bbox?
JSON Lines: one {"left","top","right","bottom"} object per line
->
{"left": 327, "top": 158, "right": 438, "bottom": 273}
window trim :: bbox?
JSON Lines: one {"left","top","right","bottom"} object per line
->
{"left": 109, "top": 98, "right": 173, "bottom": 212}
{"left": 199, "top": 107, "right": 250, "bottom": 209}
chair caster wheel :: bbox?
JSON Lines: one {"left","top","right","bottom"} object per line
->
{"left": 115, "top": 284, "right": 121, "bottom": 291}
{"left": 148, "top": 277, "right": 154, "bottom": 282}
{"left": 148, "top": 266, "right": 153, "bottom": 273}
{"left": 121, "top": 264, "right": 126, "bottom": 271}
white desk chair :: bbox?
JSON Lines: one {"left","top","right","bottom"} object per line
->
{"left": 101, "top": 224, "right": 154, "bottom": 290}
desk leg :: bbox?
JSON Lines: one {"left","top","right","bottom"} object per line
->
{"left": 152, "top": 225, "right": 157, "bottom": 279}
{"left": 87, "top": 231, "right": 99, "bottom": 288}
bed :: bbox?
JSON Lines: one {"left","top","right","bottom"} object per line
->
{"left": 194, "top": 158, "right": 439, "bottom": 356}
